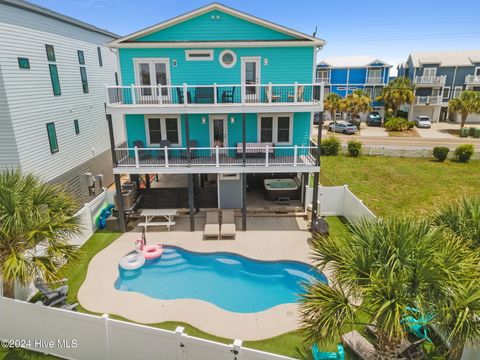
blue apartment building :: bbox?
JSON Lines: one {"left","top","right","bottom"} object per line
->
{"left": 316, "top": 56, "right": 391, "bottom": 118}
{"left": 398, "top": 50, "right": 480, "bottom": 123}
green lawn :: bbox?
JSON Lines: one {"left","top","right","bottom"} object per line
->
{"left": 0, "top": 348, "right": 61, "bottom": 360}
{"left": 320, "top": 155, "right": 480, "bottom": 217}
{"left": 57, "top": 217, "right": 350, "bottom": 359}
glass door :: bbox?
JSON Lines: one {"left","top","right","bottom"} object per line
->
{"left": 210, "top": 115, "right": 227, "bottom": 148}
{"left": 241, "top": 57, "right": 260, "bottom": 102}
{"left": 136, "top": 59, "right": 170, "bottom": 103}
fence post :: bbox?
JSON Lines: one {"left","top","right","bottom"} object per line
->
{"left": 215, "top": 146, "right": 220, "bottom": 167}
{"left": 164, "top": 146, "right": 169, "bottom": 167}
{"left": 36, "top": 301, "right": 50, "bottom": 355}
{"left": 294, "top": 145, "right": 298, "bottom": 166}
{"left": 232, "top": 339, "right": 243, "bottom": 360}
{"left": 130, "top": 84, "right": 136, "bottom": 104}
{"left": 134, "top": 146, "right": 139, "bottom": 168}
{"left": 423, "top": 147, "right": 426, "bottom": 158}
{"left": 175, "top": 326, "right": 186, "bottom": 360}
{"left": 265, "top": 145, "right": 269, "bottom": 167}
{"left": 102, "top": 314, "right": 111, "bottom": 360}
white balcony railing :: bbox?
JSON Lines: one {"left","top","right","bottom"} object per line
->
{"left": 366, "top": 76, "right": 384, "bottom": 85}
{"left": 415, "top": 96, "right": 442, "bottom": 105}
{"left": 106, "top": 83, "right": 323, "bottom": 107}
{"left": 115, "top": 145, "right": 317, "bottom": 169}
{"left": 465, "top": 75, "right": 480, "bottom": 85}
{"left": 413, "top": 76, "right": 446, "bottom": 86}
{"left": 315, "top": 77, "right": 330, "bottom": 84}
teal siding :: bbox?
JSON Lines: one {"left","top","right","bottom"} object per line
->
{"left": 136, "top": 10, "right": 297, "bottom": 42}
{"left": 119, "top": 47, "right": 314, "bottom": 86}
{"left": 125, "top": 112, "right": 310, "bottom": 148}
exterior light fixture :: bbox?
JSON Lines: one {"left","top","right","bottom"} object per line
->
{"left": 230, "top": 116, "right": 235, "bottom": 124}
{"left": 201, "top": 116, "right": 207, "bottom": 124}
{"left": 172, "top": 59, "right": 177, "bottom": 67}
{"left": 263, "top": 58, "right": 269, "bottom": 66}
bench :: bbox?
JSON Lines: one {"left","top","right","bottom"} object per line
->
{"left": 236, "top": 142, "right": 275, "bottom": 158}
{"left": 138, "top": 221, "right": 176, "bottom": 231}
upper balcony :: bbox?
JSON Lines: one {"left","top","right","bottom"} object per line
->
{"left": 465, "top": 75, "right": 480, "bottom": 86}
{"left": 315, "top": 77, "right": 330, "bottom": 84}
{"left": 113, "top": 145, "right": 318, "bottom": 174}
{"left": 413, "top": 76, "right": 446, "bottom": 87}
{"left": 105, "top": 83, "right": 323, "bottom": 115}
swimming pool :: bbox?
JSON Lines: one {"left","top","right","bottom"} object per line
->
{"left": 115, "top": 246, "right": 327, "bottom": 313}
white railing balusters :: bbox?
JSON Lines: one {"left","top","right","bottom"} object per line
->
{"left": 130, "top": 84, "right": 136, "bottom": 105}
{"left": 213, "top": 83, "right": 217, "bottom": 104}
{"left": 294, "top": 82, "right": 298, "bottom": 103}
{"left": 183, "top": 83, "right": 188, "bottom": 105}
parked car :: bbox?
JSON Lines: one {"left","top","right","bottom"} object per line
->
{"left": 366, "top": 111, "right": 383, "bottom": 126}
{"left": 327, "top": 121, "right": 358, "bottom": 134}
{"left": 348, "top": 115, "right": 361, "bottom": 130}
{"left": 414, "top": 115, "right": 432, "bottom": 128}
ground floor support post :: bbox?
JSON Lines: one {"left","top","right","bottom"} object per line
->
{"left": 310, "top": 172, "right": 320, "bottom": 227}
{"left": 114, "top": 174, "right": 126, "bottom": 233}
{"left": 188, "top": 173, "right": 195, "bottom": 232}
{"left": 242, "top": 173, "right": 247, "bottom": 231}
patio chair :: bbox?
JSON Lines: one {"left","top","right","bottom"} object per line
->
{"left": 203, "top": 211, "right": 220, "bottom": 240}
{"left": 133, "top": 140, "right": 151, "bottom": 160}
{"left": 176, "top": 87, "right": 192, "bottom": 104}
{"left": 265, "top": 84, "right": 280, "bottom": 103}
{"left": 34, "top": 278, "right": 68, "bottom": 307}
{"left": 221, "top": 210, "right": 236, "bottom": 239}
{"left": 156, "top": 140, "right": 171, "bottom": 160}
{"left": 220, "top": 86, "right": 235, "bottom": 103}
{"left": 288, "top": 85, "right": 305, "bottom": 102}
{"left": 341, "top": 330, "right": 376, "bottom": 360}
{"left": 181, "top": 140, "right": 198, "bottom": 160}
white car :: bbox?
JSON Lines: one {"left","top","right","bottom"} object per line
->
{"left": 415, "top": 116, "right": 432, "bottom": 128}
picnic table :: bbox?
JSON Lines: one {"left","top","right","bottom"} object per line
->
{"left": 139, "top": 209, "right": 177, "bottom": 231}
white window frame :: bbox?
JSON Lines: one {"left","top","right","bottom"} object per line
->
{"left": 185, "top": 49, "right": 213, "bottom": 61}
{"left": 144, "top": 115, "right": 182, "bottom": 146}
{"left": 475, "top": 66, "right": 480, "bottom": 76}
{"left": 220, "top": 50, "right": 237, "bottom": 68}
{"left": 257, "top": 113, "right": 293, "bottom": 145}
{"left": 453, "top": 86, "right": 463, "bottom": 98}
{"left": 219, "top": 173, "right": 240, "bottom": 180}
{"left": 442, "top": 86, "right": 450, "bottom": 99}
{"left": 423, "top": 67, "right": 437, "bottom": 77}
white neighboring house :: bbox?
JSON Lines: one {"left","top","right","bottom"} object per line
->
{"left": 0, "top": 0, "right": 126, "bottom": 206}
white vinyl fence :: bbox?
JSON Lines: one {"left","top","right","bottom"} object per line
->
{"left": 0, "top": 296, "right": 295, "bottom": 360}
{"left": 339, "top": 144, "right": 480, "bottom": 160}
{"left": 305, "top": 185, "right": 376, "bottom": 223}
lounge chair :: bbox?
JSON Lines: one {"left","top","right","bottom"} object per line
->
{"left": 34, "top": 278, "right": 68, "bottom": 307}
{"left": 203, "top": 211, "right": 220, "bottom": 240}
{"left": 221, "top": 210, "right": 236, "bottom": 239}
{"left": 341, "top": 330, "right": 376, "bottom": 360}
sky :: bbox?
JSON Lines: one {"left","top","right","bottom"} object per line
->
{"left": 30, "top": 0, "right": 480, "bottom": 75}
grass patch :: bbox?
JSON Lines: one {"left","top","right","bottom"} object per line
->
{"left": 320, "top": 155, "right": 480, "bottom": 217}
{"left": 0, "top": 347, "right": 61, "bottom": 360}
{"left": 387, "top": 129, "right": 418, "bottom": 137}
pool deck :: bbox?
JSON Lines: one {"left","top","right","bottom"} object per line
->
{"left": 79, "top": 219, "right": 327, "bottom": 340}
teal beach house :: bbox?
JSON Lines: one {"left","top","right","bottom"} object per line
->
{"left": 105, "top": 3, "right": 326, "bottom": 231}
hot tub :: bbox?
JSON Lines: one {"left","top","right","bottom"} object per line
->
{"left": 263, "top": 178, "right": 300, "bottom": 201}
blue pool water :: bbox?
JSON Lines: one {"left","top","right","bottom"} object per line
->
{"left": 115, "top": 246, "right": 327, "bottom": 313}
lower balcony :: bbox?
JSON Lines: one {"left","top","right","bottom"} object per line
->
{"left": 415, "top": 96, "right": 442, "bottom": 105}
{"left": 113, "top": 145, "right": 318, "bottom": 174}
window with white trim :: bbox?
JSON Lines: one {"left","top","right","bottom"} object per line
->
{"left": 258, "top": 114, "right": 292, "bottom": 144}
{"left": 453, "top": 86, "right": 463, "bottom": 98}
{"left": 146, "top": 116, "right": 181, "bottom": 146}
{"left": 443, "top": 87, "right": 450, "bottom": 99}
{"left": 185, "top": 50, "right": 213, "bottom": 61}
{"left": 423, "top": 67, "right": 436, "bottom": 77}
{"left": 219, "top": 50, "right": 237, "bottom": 68}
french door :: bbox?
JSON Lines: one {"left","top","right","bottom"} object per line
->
{"left": 241, "top": 57, "right": 261, "bottom": 102}
{"left": 135, "top": 59, "right": 170, "bottom": 103}
{"left": 209, "top": 115, "right": 228, "bottom": 148}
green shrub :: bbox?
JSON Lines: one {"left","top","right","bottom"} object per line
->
{"left": 320, "top": 136, "right": 341, "bottom": 156}
{"left": 396, "top": 110, "right": 409, "bottom": 119}
{"left": 347, "top": 140, "right": 362, "bottom": 157}
{"left": 433, "top": 146, "right": 449, "bottom": 162}
{"left": 407, "top": 121, "right": 415, "bottom": 129}
{"left": 384, "top": 117, "right": 410, "bottom": 131}
{"left": 454, "top": 144, "right": 474, "bottom": 163}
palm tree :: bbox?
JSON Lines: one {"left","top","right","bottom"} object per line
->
{"left": 343, "top": 89, "right": 372, "bottom": 123}
{"left": 324, "top": 93, "right": 343, "bottom": 124}
{"left": 377, "top": 77, "right": 414, "bottom": 118}
{"left": 448, "top": 91, "right": 480, "bottom": 128}
{"left": 433, "top": 197, "right": 480, "bottom": 359}
{"left": 300, "top": 217, "right": 477, "bottom": 359}
{"left": 0, "top": 170, "right": 81, "bottom": 298}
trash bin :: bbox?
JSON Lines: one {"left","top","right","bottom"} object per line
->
{"left": 474, "top": 128, "right": 480, "bottom": 139}
{"left": 469, "top": 127, "right": 476, "bottom": 136}
{"left": 307, "top": 204, "right": 313, "bottom": 222}
{"left": 460, "top": 128, "right": 469, "bottom": 137}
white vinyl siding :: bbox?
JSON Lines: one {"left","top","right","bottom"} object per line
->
{"left": 0, "top": 3, "right": 125, "bottom": 181}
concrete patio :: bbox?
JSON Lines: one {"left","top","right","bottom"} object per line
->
{"left": 78, "top": 218, "right": 324, "bottom": 340}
